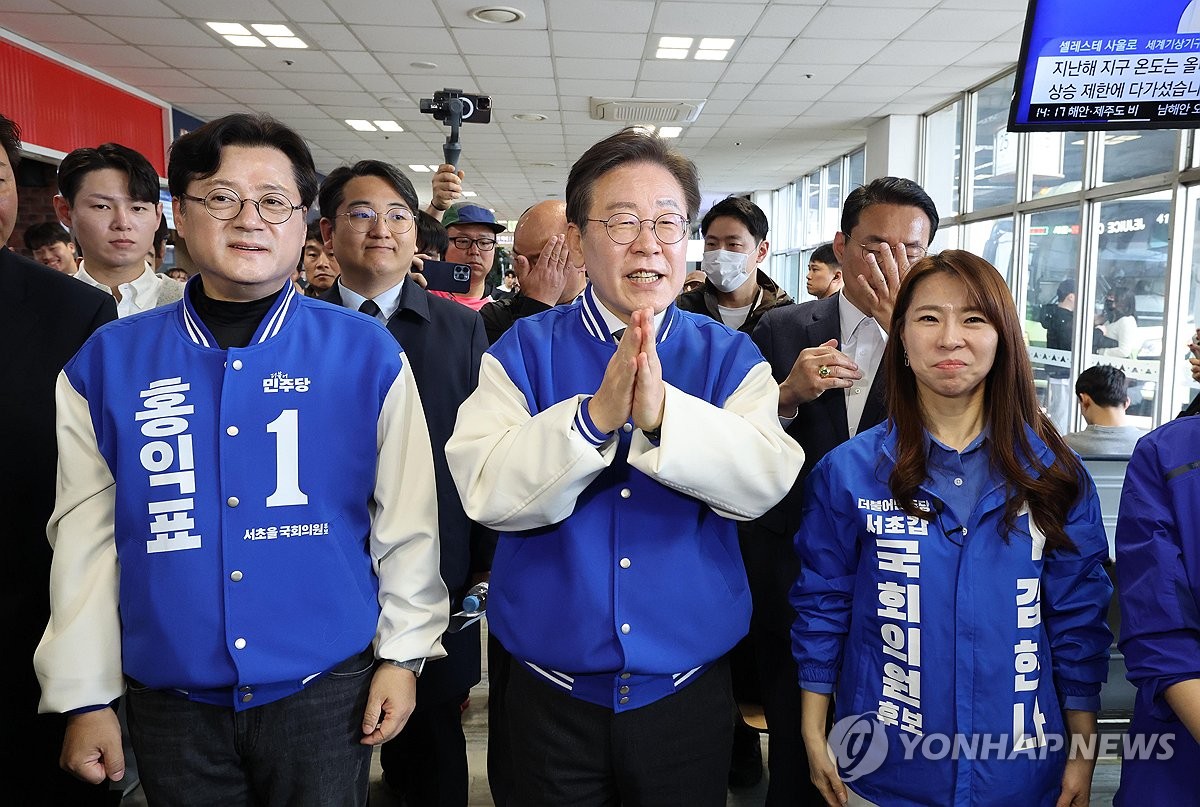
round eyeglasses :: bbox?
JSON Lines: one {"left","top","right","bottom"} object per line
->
{"left": 337, "top": 206, "right": 415, "bottom": 235}
{"left": 587, "top": 213, "right": 689, "bottom": 245}
{"left": 843, "top": 234, "right": 927, "bottom": 263}
{"left": 178, "top": 189, "right": 303, "bottom": 225}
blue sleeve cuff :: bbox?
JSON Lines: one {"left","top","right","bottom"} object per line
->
{"left": 1062, "top": 694, "right": 1101, "bottom": 712}
{"left": 574, "top": 396, "right": 614, "bottom": 447}
{"left": 801, "top": 681, "right": 835, "bottom": 695}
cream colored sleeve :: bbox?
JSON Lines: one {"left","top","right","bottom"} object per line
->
{"left": 627, "top": 361, "right": 805, "bottom": 521}
{"left": 35, "top": 372, "right": 124, "bottom": 713}
{"left": 445, "top": 353, "right": 616, "bottom": 531}
{"left": 372, "top": 362, "right": 450, "bottom": 663}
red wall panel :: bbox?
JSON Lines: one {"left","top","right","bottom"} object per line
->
{"left": 0, "top": 39, "right": 166, "bottom": 175}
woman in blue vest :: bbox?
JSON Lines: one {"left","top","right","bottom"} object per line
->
{"left": 791, "top": 250, "right": 1113, "bottom": 806}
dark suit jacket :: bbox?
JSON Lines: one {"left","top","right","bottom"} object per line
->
{"left": 326, "top": 278, "right": 491, "bottom": 702}
{"left": 1, "top": 248, "right": 117, "bottom": 798}
{"left": 750, "top": 292, "right": 888, "bottom": 539}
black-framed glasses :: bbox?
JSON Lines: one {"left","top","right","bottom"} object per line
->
{"left": 178, "top": 189, "right": 303, "bottom": 225}
{"left": 587, "top": 213, "right": 689, "bottom": 245}
{"left": 449, "top": 236, "right": 497, "bottom": 252}
{"left": 843, "top": 233, "right": 927, "bottom": 263}
{"left": 337, "top": 206, "right": 415, "bottom": 235}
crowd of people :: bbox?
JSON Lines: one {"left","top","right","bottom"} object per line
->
{"left": 2, "top": 106, "right": 1199, "bottom": 807}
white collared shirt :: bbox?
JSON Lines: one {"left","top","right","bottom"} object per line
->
{"left": 337, "top": 277, "right": 405, "bottom": 325}
{"left": 593, "top": 297, "right": 668, "bottom": 341}
{"left": 74, "top": 261, "right": 166, "bottom": 318}
{"left": 837, "top": 293, "right": 887, "bottom": 437}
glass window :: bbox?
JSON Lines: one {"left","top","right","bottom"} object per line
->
{"left": 1089, "top": 191, "right": 1172, "bottom": 426}
{"left": 805, "top": 172, "right": 821, "bottom": 245}
{"left": 1024, "top": 207, "right": 1082, "bottom": 433}
{"left": 963, "top": 217, "right": 1015, "bottom": 287}
{"left": 929, "top": 223, "right": 959, "bottom": 256}
{"left": 969, "top": 79, "right": 1017, "bottom": 212}
{"left": 924, "top": 101, "right": 963, "bottom": 217}
{"left": 825, "top": 159, "right": 842, "bottom": 238}
{"left": 1100, "top": 130, "right": 1177, "bottom": 185}
{"left": 1030, "top": 132, "right": 1085, "bottom": 199}
{"left": 1172, "top": 187, "right": 1200, "bottom": 416}
{"left": 848, "top": 149, "right": 865, "bottom": 195}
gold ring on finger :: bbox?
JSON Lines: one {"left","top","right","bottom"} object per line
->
{"left": 818, "top": 364, "right": 831, "bottom": 378}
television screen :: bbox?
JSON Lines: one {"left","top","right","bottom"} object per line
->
{"left": 1010, "top": 0, "right": 1200, "bottom": 131}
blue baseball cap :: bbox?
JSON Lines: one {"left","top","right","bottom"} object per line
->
{"left": 442, "top": 203, "right": 505, "bottom": 234}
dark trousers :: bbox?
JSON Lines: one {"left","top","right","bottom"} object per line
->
{"left": 379, "top": 696, "right": 469, "bottom": 806}
{"left": 507, "top": 659, "right": 735, "bottom": 807}
{"left": 125, "top": 649, "right": 375, "bottom": 807}
{"left": 738, "top": 522, "right": 823, "bottom": 805}
{"left": 486, "top": 633, "right": 514, "bottom": 807}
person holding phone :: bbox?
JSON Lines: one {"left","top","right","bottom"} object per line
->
{"left": 432, "top": 204, "right": 506, "bottom": 311}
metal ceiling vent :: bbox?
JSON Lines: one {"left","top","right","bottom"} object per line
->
{"left": 588, "top": 98, "right": 706, "bottom": 124}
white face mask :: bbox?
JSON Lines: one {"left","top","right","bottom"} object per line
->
{"left": 700, "top": 249, "right": 752, "bottom": 293}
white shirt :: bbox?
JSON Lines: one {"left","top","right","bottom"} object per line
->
{"left": 337, "top": 277, "right": 405, "bottom": 325}
{"left": 594, "top": 297, "right": 667, "bottom": 341}
{"left": 74, "top": 262, "right": 171, "bottom": 318}
{"left": 838, "top": 293, "right": 886, "bottom": 437}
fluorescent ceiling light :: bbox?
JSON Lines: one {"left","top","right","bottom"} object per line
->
{"left": 695, "top": 49, "right": 727, "bottom": 60}
{"left": 655, "top": 48, "right": 689, "bottom": 59}
{"left": 658, "top": 36, "right": 693, "bottom": 49}
{"left": 463, "top": 191, "right": 478, "bottom": 197}
{"left": 224, "top": 35, "right": 266, "bottom": 47}
{"left": 252, "top": 24, "right": 294, "bottom": 37}
{"left": 267, "top": 36, "right": 307, "bottom": 48}
{"left": 409, "top": 165, "right": 432, "bottom": 172}
{"left": 373, "top": 120, "right": 403, "bottom": 132}
{"left": 658, "top": 126, "right": 682, "bottom": 138}
{"left": 699, "top": 38, "right": 735, "bottom": 49}
{"left": 428, "top": 164, "right": 441, "bottom": 171}
{"left": 345, "top": 120, "right": 377, "bottom": 131}
{"left": 207, "top": 22, "right": 250, "bottom": 35}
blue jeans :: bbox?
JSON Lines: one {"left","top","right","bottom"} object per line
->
{"left": 125, "top": 647, "right": 375, "bottom": 807}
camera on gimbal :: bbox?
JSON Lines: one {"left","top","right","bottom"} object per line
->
{"left": 420, "top": 89, "right": 492, "bottom": 125}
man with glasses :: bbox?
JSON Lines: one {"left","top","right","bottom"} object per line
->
{"left": 744, "top": 176, "right": 938, "bottom": 805}
{"left": 447, "top": 128, "right": 804, "bottom": 806}
{"left": 53, "top": 142, "right": 184, "bottom": 317}
{"left": 36, "top": 114, "right": 448, "bottom": 806}
{"left": 436, "top": 203, "right": 505, "bottom": 310}
{"left": 317, "top": 159, "right": 489, "bottom": 807}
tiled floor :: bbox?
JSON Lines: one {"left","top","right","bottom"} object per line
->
{"left": 124, "top": 623, "right": 1124, "bottom": 806}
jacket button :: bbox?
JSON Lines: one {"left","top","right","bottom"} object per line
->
{"left": 232, "top": 359, "right": 243, "bottom": 370}
{"left": 230, "top": 570, "right": 243, "bottom": 582}
{"left": 619, "top": 696, "right": 629, "bottom": 705}
{"left": 620, "top": 558, "right": 631, "bottom": 569}
{"left": 622, "top": 423, "right": 633, "bottom": 433}
{"left": 620, "top": 488, "right": 631, "bottom": 499}
{"left": 620, "top": 623, "right": 631, "bottom": 634}
{"left": 234, "top": 637, "right": 247, "bottom": 650}
{"left": 227, "top": 496, "right": 239, "bottom": 507}
{"left": 227, "top": 426, "right": 239, "bottom": 436}
{"left": 241, "top": 693, "right": 253, "bottom": 703}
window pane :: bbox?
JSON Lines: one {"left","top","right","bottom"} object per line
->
{"left": 1030, "top": 132, "right": 1085, "bottom": 200}
{"left": 848, "top": 149, "right": 865, "bottom": 194}
{"left": 1024, "top": 207, "right": 1081, "bottom": 433}
{"left": 805, "top": 172, "right": 821, "bottom": 245}
{"left": 970, "top": 79, "right": 1017, "bottom": 212}
{"left": 1174, "top": 190, "right": 1200, "bottom": 415}
{"left": 924, "top": 101, "right": 962, "bottom": 217}
{"left": 1090, "top": 191, "right": 1172, "bottom": 427}
{"left": 963, "top": 217, "right": 1014, "bottom": 286}
{"left": 825, "top": 160, "right": 842, "bottom": 236}
{"left": 1100, "top": 130, "right": 1177, "bottom": 185}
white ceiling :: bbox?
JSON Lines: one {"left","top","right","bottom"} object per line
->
{"left": 0, "top": 0, "right": 1030, "bottom": 220}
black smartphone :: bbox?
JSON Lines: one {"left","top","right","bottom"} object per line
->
{"left": 420, "top": 259, "right": 472, "bottom": 293}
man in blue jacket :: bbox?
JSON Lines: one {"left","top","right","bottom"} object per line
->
{"left": 35, "top": 114, "right": 448, "bottom": 807}
{"left": 447, "top": 127, "right": 804, "bottom": 806}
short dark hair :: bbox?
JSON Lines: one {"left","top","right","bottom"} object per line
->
{"left": 0, "top": 113, "right": 21, "bottom": 170}
{"left": 416, "top": 210, "right": 448, "bottom": 259}
{"left": 168, "top": 113, "right": 317, "bottom": 207}
{"left": 566, "top": 127, "right": 700, "bottom": 231}
{"left": 58, "top": 143, "right": 160, "bottom": 206}
{"left": 1056, "top": 278, "right": 1076, "bottom": 302}
{"left": 503, "top": 268, "right": 516, "bottom": 278}
{"left": 840, "top": 177, "right": 939, "bottom": 242}
{"left": 1075, "top": 364, "right": 1128, "bottom": 407}
{"left": 700, "top": 196, "right": 768, "bottom": 243}
{"left": 318, "top": 160, "right": 418, "bottom": 226}
{"left": 24, "top": 221, "right": 71, "bottom": 251}
{"left": 305, "top": 222, "right": 323, "bottom": 244}
{"left": 811, "top": 242, "right": 838, "bottom": 267}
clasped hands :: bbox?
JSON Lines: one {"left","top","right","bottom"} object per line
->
{"left": 588, "top": 308, "right": 665, "bottom": 436}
